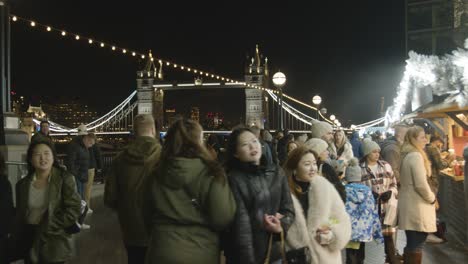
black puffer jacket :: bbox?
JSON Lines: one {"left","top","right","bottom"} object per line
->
{"left": 224, "top": 162, "right": 295, "bottom": 264}
{"left": 66, "top": 136, "right": 90, "bottom": 182}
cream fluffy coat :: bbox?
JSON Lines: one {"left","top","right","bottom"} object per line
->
{"left": 286, "top": 175, "right": 351, "bottom": 264}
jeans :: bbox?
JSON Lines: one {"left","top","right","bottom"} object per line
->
{"left": 405, "top": 230, "right": 428, "bottom": 251}
{"left": 125, "top": 245, "right": 147, "bottom": 264}
{"left": 75, "top": 177, "right": 86, "bottom": 200}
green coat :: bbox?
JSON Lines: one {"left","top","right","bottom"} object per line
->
{"left": 104, "top": 136, "right": 161, "bottom": 246}
{"left": 14, "top": 167, "right": 81, "bottom": 263}
{"left": 144, "top": 158, "right": 236, "bottom": 264}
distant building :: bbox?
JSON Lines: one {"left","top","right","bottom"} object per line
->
{"left": 42, "top": 103, "right": 98, "bottom": 128}
{"left": 406, "top": 0, "right": 468, "bottom": 55}
{"left": 26, "top": 105, "right": 47, "bottom": 119}
{"left": 165, "top": 108, "right": 177, "bottom": 127}
{"left": 204, "top": 112, "right": 224, "bottom": 130}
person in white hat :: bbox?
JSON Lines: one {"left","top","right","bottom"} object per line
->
{"left": 359, "top": 138, "right": 399, "bottom": 263}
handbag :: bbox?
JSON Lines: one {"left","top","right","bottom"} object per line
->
{"left": 264, "top": 231, "right": 288, "bottom": 264}
{"left": 286, "top": 246, "right": 310, "bottom": 264}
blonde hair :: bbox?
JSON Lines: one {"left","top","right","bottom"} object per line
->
{"left": 402, "top": 126, "right": 431, "bottom": 176}
{"left": 134, "top": 114, "right": 155, "bottom": 136}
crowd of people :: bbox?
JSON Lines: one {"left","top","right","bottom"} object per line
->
{"left": 0, "top": 115, "right": 465, "bottom": 264}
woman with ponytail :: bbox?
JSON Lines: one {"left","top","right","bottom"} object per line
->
{"left": 398, "top": 126, "right": 436, "bottom": 264}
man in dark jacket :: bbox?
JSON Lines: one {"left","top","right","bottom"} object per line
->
{"left": 380, "top": 124, "right": 408, "bottom": 184}
{"left": 66, "top": 125, "right": 94, "bottom": 200}
{"left": 30, "top": 120, "right": 53, "bottom": 145}
{"left": 104, "top": 114, "right": 162, "bottom": 264}
{"left": 350, "top": 131, "right": 363, "bottom": 159}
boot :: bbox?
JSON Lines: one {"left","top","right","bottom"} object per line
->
{"left": 384, "top": 235, "right": 401, "bottom": 264}
{"left": 403, "top": 249, "right": 422, "bottom": 264}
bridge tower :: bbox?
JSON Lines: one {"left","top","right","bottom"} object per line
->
{"left": 136, "top": 51, "right": 164, "bottom": 131}
{"left": 244, "top": 45, "right": 270, "bottom": 129}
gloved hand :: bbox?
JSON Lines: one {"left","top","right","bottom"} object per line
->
{"left": 380, "top": 190, "right": 392, "bottom": 202}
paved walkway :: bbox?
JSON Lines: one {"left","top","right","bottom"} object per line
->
{"left": 68, "top": 184, "right": 468, "bottom": 264}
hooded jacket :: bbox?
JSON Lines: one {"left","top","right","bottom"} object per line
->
{"left": 380, "top": 136, "right": 401, "bottom": 183}
{"left": 345, "top": 183, "right": 383, "bottom": 243}
{"left": 144, "top": 157, "right": 236, "bottom": 264}
{"left": 350, "top": 132, "right": 363, "bottom": 159}
{"left": 13, "top": 167, "right": 81, "bottom": 263}
{"left": 104, "top": 136, "right": 161, "bottom": 246}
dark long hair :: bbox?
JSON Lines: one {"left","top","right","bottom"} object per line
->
{"left": 283, "top": 146, "right": 319, "bottom": 197}
{"left": 26, "top": 140, "right": 61, "bottom": 175}
{"left": 159, "top": 118, "right": 225, "bottom": 181}
{"left": 225, "top": 126, "right": 257, "bottom": 172}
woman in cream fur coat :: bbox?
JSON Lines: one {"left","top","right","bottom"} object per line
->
{"left": 283, "top": 146, "right": 351, "bottom": 264}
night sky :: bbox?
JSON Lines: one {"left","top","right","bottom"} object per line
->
{"left": 9, "top": 0, "right": 406, "bottom": 125}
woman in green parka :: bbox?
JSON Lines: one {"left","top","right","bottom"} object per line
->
{"left": 144, "top": 118, "right": 236, "bottom": 264}
{"left": 11, "top": 140, "right": 81, "bottom": 264}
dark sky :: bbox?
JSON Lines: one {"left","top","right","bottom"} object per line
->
{"left": 9, "top": 0, "right": 406, "bottom": 125}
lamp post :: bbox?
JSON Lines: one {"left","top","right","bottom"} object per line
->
{"left": 272, "top": 71, "right": 286, "bottom": 131}
{"left": 312, "top": 95, "right": 322, "bottom": 120}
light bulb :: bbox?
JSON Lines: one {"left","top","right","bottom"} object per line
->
{"left": 12, "top": 16, "right": 17, "bottom": 21}
{"left": 47, "top": 26, "right": 51, "bottom": 31}
{"left": 30, "top": 21, "right": 36, "bottom": 27}
{"left": 61, "top": 31, "right": 66, "bottom": 36}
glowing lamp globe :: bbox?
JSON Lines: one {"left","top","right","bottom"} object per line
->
{"left": 272, "top": 72, "right": 286, "bottom": 87}
{"left": 312, "top": 95, "right": 322, "bottom": 105}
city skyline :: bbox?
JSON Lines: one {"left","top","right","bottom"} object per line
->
{"left": 9, "top": 1, "right": 406, "bottom": 125}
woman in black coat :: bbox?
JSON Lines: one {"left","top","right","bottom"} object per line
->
{"left": 0, "top": 152, "right": 14, "bottom": 264}
{"left": 223, "top": 127, "right": 295, "bottom": 264}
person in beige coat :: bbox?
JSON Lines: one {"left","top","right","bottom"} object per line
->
{"left": 398, "top": 126, "right": 437, "bottom": 264}
{"left": 283, "top": 147, "right": 351, "bottom": 264}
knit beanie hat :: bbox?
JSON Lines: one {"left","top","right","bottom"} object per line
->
{"left": 310, "top": 120, "right": 333, "bottom": 139}
{"left": 304, "top": 138, "right": 328, "bottom": 155}
{"left": 362, "top": 138, "right": 380, "bottom": 157}
{"left": 345, "top": 158, "right": 361, "bottom": 182}
{"left": 77, "top": 124, "right": 88, "bottom": 135}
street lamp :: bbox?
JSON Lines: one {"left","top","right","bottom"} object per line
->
{"left": 272, "top": 71, "right": 286, "bottom": 131}
{"left": 330, "top": 114, "right": 336, "bottom": 121}
{"left": 312, "top": 95, "right": 322, "bottom": 120}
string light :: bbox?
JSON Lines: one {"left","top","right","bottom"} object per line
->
{"left": 9, "top": 14, "right": 309, "bottom": 99}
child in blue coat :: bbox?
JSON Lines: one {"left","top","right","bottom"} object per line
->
{"left": 344, "top": 158, "right": 383, "bottom": 264}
